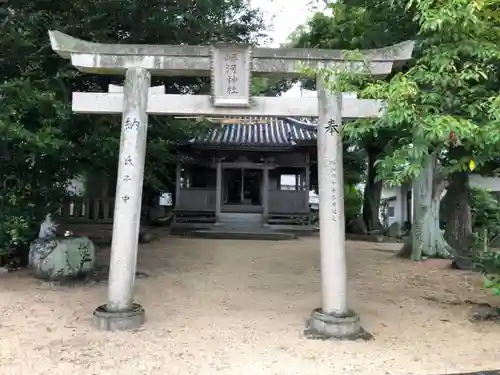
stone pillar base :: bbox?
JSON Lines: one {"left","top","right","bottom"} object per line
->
{"left": 304, "top": 308, "right": 372, "bottom": 341}
{"left": 93, "top": 303, "right": 145, "bottom": 331}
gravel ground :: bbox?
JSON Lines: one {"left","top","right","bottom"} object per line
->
{"left": 1, "top": 236, "right": 500, "bottom": 375}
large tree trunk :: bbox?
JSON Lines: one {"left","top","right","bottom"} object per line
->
{"left": 362, "top": 150, "right": 383, "bottom": 231}
{"left": 397, "top": 153, "right": 455, "bottom": 260}
{"left": 441, "top": 171, "right": 475, "bottom": 269}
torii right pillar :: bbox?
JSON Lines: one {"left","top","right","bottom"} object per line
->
{"left": 306, "top": 48, "right": 414, "bottom": 340}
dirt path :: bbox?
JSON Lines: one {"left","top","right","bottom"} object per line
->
{"left": 1, "top": 237, "right": 499, "bottom": 375}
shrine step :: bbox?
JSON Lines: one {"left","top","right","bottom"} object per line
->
{"left": 215, "top": 222, "right": 262, "bottom": 230}
{"left": 217, "top": 213, "right": 263, "bottom": 225}
{"left": 188, "top": 227, "right": 296, "bottom": 241}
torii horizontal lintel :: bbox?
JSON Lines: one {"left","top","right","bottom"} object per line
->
{"left": 108, "top": 84, "right": 165, "bottom": 94}
{"left": 72, "top": 93, "right": 384, "bottom": 119}
{"left": 49, "top": 31, "right": 415, "bottom": 77}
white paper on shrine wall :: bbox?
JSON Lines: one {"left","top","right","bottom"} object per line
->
{"left": 159, "top": 193, "right": 172, "bottom": 206}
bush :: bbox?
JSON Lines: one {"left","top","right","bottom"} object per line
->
{"left": 475, "top": 249, "right": 500, "bottom": 295}
{"left": 307, "top": 185, "right": 362, "bottom": 227}
{"left": 0, "top": 175, "right": 68, "bottom": 261}
{"left": 470, "top": 187, "right": 500, "bottom": 295}
{"left": 470, "top": 187, "right": 500, "bottom": 245}
{"left": 344, "top": 184, "right": 363, "bottom": 222}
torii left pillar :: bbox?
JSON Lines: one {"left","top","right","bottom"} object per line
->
{"left": 93, "top": 69, "right": 151, "bottom": 330}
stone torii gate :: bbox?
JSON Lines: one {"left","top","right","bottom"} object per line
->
{"left": 49, "top": 31, "right": 414, "bottom": 337}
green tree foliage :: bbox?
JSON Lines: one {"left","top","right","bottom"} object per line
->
{"left": 344, "top": 185, "right": 363, "bottom": 222}
{"left": 293, "top": 5, "right": 413, "bottom": 231}
{"left": 471, "top": 189, "right": 500, "bottom": 295}
{"left": 295, "top": 2, "right": 416, "bottom": 51}
{"left": 471, "top": 188, "right": 500, "bottom": 244}
{"left": 0, "top": 0, "right": 266, "bottom": 252}
{"left": 320, "top": 0, "right": 500, "bottom": 260}
{"left": 251, "top": 77, "right": 294, "bottom": 97}
{"left": 349, "top": 1, "right": 500, "bottom": 181}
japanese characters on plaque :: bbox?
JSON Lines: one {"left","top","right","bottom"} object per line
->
{"left": 210, "top": 45, "right": 251, "bottom": 107}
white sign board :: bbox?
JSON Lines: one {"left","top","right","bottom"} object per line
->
{"left": 210, "top": 45, "right": 252, "bottom": 108}
{"left": 159, "top": 192, "right": 172, "bottom": 206}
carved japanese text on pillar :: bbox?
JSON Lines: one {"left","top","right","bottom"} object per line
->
{"left": 124, "top": 156, "right": 134, "bottom": 166}
{"left": 328, "top": 160, "right": 338, "bottom": 221}
{"left": 122, "top": 116, "right": 140, "bottom": 202}
{"left": 124, "top": 117, "right": 141, "bottom": 131}
{"left": 327, "top": 118, "right": 340, "bottom": 134}
{"left": 210, "top": 45, "right": 251, "bottom": 107}
{"left": 121, "top": 152, "right": 134, "bottom": 202}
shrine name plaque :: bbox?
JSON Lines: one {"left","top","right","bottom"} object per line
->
{"left": 210, "top": 45, "right": 252, "bottom": 108}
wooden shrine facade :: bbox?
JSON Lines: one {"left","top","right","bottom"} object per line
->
{"left": 174, "top": 117, "right": 317, "bottom": 229}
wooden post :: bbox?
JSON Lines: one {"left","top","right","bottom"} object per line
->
{"left": 216, "top": 159, "right": 222, "bottom": 220}
{"left": 263, "top": 160, "right": 269, "bottom": 219}
{"left": 398, "top": 185, "right": 405, "bottom": 227}
{"left": 240, "top": 168, "right": 245, "bottom": 203}
{"left": 175, "top": 161, "right": 181, "bottom": 208}
{"left": 305, "top": 158, "right": 310, "bottom": 210}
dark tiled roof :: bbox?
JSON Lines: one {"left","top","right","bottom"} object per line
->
{"left": 188, "top": 117, "right": 318, "bottom": 148}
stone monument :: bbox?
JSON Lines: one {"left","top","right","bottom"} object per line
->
{"left": 49, "top": 30, "right": 414, "bottom": 335}
{"left": 29, "top": 214, "right": 96, "bottom": 281}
